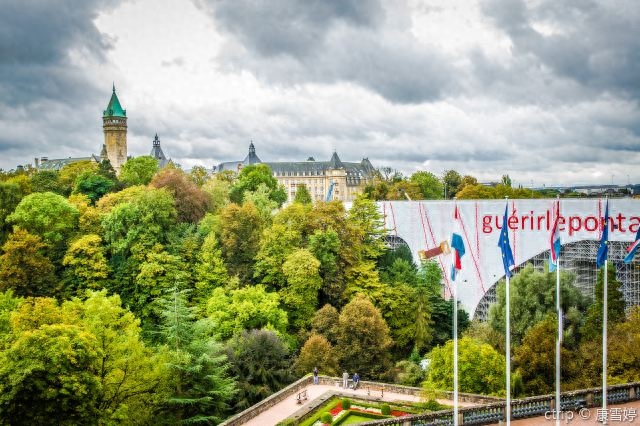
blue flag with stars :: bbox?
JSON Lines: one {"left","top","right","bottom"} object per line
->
{"left": 596, "top": 200, "right": 609, "bottom": 268}
{"left": 498, "top": 203, "right": 515, "bottom": 277}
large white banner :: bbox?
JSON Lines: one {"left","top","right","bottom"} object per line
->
{"left": 377, "top": 199, "right": 640, "bottom": 315}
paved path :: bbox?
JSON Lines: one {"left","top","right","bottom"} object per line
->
{"left": 488, "top": 401, "right": 640, "bottom": 425}
{"left": 243, "top": 383, "right": 476, "bottom": 426}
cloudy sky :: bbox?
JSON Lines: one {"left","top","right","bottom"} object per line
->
{"left": 1, "top": 0, "right": 638, "bottom": 187}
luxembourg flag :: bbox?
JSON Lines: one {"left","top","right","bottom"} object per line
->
{"left": 450, "top": 206, "right": 466, "bottom": 281}
{"left": 549, "top": 202, "right": 561, "bottom": 272}
{"left": 624, "top": 228, "right": 640, "bottom": 264}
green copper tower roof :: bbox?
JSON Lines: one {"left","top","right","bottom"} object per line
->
{"left": 103, "top": 84, "right": 126, "bottom": 117}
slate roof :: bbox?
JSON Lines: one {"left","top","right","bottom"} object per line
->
{"left": 150, "top": 134, "right": 169, "bottom": 168}
{"left": 37, "top": 156, "right": 100, "bottom": 171}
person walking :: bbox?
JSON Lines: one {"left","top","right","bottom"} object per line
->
{"left": 352, "top": 372, "right": 360, "bottom": 390}
{"left": 313, "top": 367, "right": 319, "bottom": 385}
{"left": 342, "top": 370, "right": 349, "bottom": 389}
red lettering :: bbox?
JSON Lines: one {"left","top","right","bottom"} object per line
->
{"left": 482, "top": 215, "right": 492, "bottom": 233}
{"left": 508, "top": 215, "right": 518, "bottom": 230}
{"left": 616, "top": 214, "right": 626, "bottom": 232}
{"left": 557, "top": 216, "right": 566, "bottom": 232}
{"left": 537, "top": 214, "right": 546, "bottom": 231}
{"left": 569, "top": 216, "right": 581, "bottom": 236}
{"left": 630, "top": 217, "right": 640, "bottom": 233}
{"left": 584, "top": 216, "right": 598, "bottom": 232}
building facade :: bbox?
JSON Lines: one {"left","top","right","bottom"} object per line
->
{"left": 216, "top": 143, "right": 375, "bottom": 202}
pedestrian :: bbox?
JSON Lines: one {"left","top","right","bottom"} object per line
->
{"left": 313, "top": 367, "right": 319, "bottom": 385}
{"left": 353, "top": 372, "right": 360, "bottom": 390}
{"left": 342, "top": 370, "right": 349, "bottom": 389}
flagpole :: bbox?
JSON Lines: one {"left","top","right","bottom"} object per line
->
{"left": 452, "top": 200, "right": 459, "bottom": 426}
{"left": 506, "top": 272, "right": 511, "bottom": 426}
{"left": 602, "top": 258, "right": 608, "bottom": 422}
{"left": 555, "top": 197, "right": 562, "bottom": 426}
{"left": 453, "top": 278, "right": 459, "bottom": 426}
{"left": 505, "top": 198, "right": 511, "bottom": 426}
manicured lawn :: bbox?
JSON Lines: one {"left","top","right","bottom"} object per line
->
{"left": 333, "top": 411, "right": 389, "bottom": 425}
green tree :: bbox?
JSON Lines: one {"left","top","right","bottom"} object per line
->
{"left": 194, "top": 232, "right": 230, "bottom": 307}
{"left": 456, "top": 184, "right": 497, "bottom": 199}
{"left": 0, "top": 322, "right": 102, "bottom": 425}
{"left": 0, "top": 229, "right": 56, "bottom": 297}
{"left": 229, "top": 164, "right": 286, "bottom": 207}
{"left": 424, "top": 337, "right": 505, "bottom": 395}
{"left": 335, "top": 295, "right": 393, "bottom": 380}
{"left": 7, "top": 191, "right": 79, "bottom": 248}
{"left": 308, "top": 229, "right": 341, "bottom": 306}
{"left": 293, "top": 333, "right": 339, "bottom": 377}
{"left": 281, "top": 249, "right": 322, "bottom": 330}
{"left": 254, "top": 224, "right": 301, "bottom": 290}
{"left": 135, "top": 249, "right": 191, "bottom": 328}
{"left": 205, "top": 285, "right": 288, "bottom": 340}
{"left": 243, "top": 183, "right": 279, "bottom": 225}
{"left": 442, "top": 170, "right": 462, "bottom": 199}
{"left": 219, "top": 202, "right": 264, "bottom": 283}
{"left": 489, "top": 264, "right": 585, "bottom": 346}
{"left": 30, "top": 170, "right": 65, "bottom": 195}
{"left": 582, "top": 261, "right": 626, "bottom": 339}
{"left": 410, "top": 171, "right": 444, "bottom": 199}
{"left": 62, "top": 234, "right": 110, "bottom": 296}
{"left": 66, "top": 291, "right": 166, "bottom": 423}
{"left": 201, "top": 177, "right": 231, "bottom": 214}
{"left": 310, "top": 304, "right": 340, "bottom": 345}
{"left": 156, "top": 288, "right": 236, "bottom": 424}
{"left": 0, "top": 181, "right": 22, "bottom": 244}
{"left": 513, "top": 315, "right": 579, "bottom": 396}
{"left": 189, "top": 165, "right": 210, "bottom": 186}
{"left": 225, "top": 329, "right": 293, "bottom": 410}
{"left": 119, "top": 156, "right": 159, "bottom": 186}
{"left": 347, "top": 194, "right": 386, "bottom": 261}
{"left": 73, "top": 172, "right": 115, "bottom": 204}
{"left": 608, "top": 307, "right": 640, "bottom": 383}
{"left": 59, "top": 160, "right": 99, "bottom": 193}
{"left": 293, "top": 183, "right": 313, "bottom": 204}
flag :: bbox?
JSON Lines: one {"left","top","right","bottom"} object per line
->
{"left": 450, "top": 233, "right": 465, "bottom": 281}
{"left": 624, "top": 228, "right": 640, "bottom": 264}
{"left": 549, "top": 202, "right": 561, "bottom": 272}
{"left": 596, "top": 200, "right": 609, "bottom": 268}
{"left": 498, "top": 203, "right": 515, "bottom": 277}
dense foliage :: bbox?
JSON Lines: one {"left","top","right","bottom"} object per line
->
{"left": 0, "top": 162, "right": 635, "bottom": 424}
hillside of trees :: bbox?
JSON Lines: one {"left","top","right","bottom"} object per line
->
{"left": 0, "top": 158, "right": 638, "bottom": 424}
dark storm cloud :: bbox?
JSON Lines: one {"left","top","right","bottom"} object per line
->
{"left": 201, "top": 0, "right": 383, "bottom": 57}
{"left": 481, "top": 0, "right": 640, "bottom": 101}
{"left": 195, "top": 0, "right": 458, "bottom": 104}
{"left": 0, "top": 0, "right": 122, "bottom": 168}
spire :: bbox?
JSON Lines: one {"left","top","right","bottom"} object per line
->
{"left": 243, "top": 141, "right": 261, "bottom": 164}
{"left": 103, "top": 84, "right": 126, "bottom": 117}
{"left": 328, "top": 151, "right": 344, "bottom": 169}
{"left": 150, "top": 133, "right": 167, "bottom": 167}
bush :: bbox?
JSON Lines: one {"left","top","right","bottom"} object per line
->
{"left": 380, "top": 404, "right": 391, "bottom": 415}
{"left": 341, "top": 398, "right": 351, "bottom": 410}
{"left": 320, "top": 412, "right": 333, "bottom": 424}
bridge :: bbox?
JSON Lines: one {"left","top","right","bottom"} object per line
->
{"left": 375, "top": 199, "right": 640, "bottom": 318}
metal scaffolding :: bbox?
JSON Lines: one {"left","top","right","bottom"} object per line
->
{"left": 473, "top": 240, "right": 640, "bottom": 321}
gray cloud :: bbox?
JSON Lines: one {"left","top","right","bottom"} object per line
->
{"left": 196, "top": 0, "right": 458, "bottom": 104}
{"left": 481, "top": 0, "right": 640, "bottom": 101}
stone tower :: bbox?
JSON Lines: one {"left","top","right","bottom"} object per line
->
{"left": 103, "top": 84, "right": 127, "bottom": 173}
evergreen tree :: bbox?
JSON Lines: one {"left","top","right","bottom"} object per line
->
{"left": 156, "top": 288, "right": 236, "bottom": 424}
{"left": 582, "top": 261, "right": 626, "bottom": 339}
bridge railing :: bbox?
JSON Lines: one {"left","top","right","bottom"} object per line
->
{"left": 356, "top": 382, "right": 640, "bottom": 426}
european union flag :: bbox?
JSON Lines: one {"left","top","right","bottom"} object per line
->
{"left": 596, "top": 200, "right": 609, "bottom": 268}
{"left": 498, "top": 203, "right": 515, "bottom": 277}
